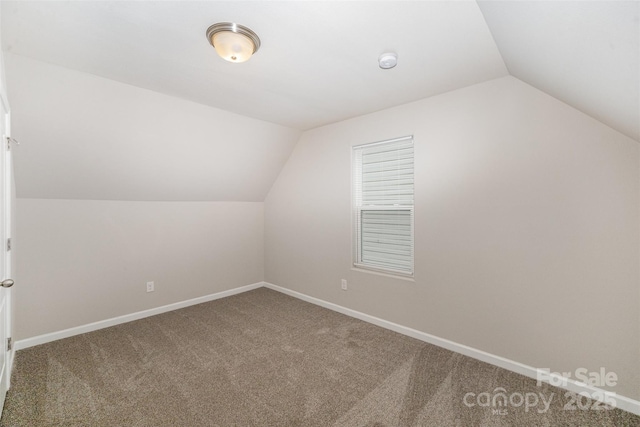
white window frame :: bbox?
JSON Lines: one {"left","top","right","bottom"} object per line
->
{"left": 352, "top": 136, "right": 414, "bottom": 277}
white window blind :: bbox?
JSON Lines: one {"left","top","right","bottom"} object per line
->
{"left": 353, "top": 136, "right": 414, "bottom": 276}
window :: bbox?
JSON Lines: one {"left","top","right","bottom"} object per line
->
{"left": 353, "top": 136, "right": 414, "bottom": 276}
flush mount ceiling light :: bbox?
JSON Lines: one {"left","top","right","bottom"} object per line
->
{"left": 206, "top": 22, "right": 261, "bottom": 63}
{"left": 378, "top": 52, "right": 398, "bottom": 69}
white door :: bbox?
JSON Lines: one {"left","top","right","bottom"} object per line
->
{"left": 0, "top": 90, "right": 13, "bottom": 414}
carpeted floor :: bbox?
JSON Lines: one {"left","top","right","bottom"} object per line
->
{"left": 1, "top": 287, "right": 638, "bottom": 426}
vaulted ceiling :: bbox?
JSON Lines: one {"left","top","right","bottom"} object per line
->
{"left": 3, "top": 1, "right": 637, "bottom": 141}
{"left": 478, "top": 0, "right": 639, "bottom": 143}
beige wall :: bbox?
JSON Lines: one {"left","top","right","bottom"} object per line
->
{"left": 6, "top": 52, "right": 288, "bottom": 346}
{"left": 16, "top": 199, "right": 264, "bottom": 340}
{"left": 264, "top": 76, "right": 640, "bottom": 400}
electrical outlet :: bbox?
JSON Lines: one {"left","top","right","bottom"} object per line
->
{"left": 146, "top": 281, "right": 155, "bottom": 293}
{"left": 341, "top": 279, "right": 347, "bottom": 291}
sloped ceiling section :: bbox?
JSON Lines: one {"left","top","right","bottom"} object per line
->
{"left": 478, "top": 0, "right": 639, "bottom": 142}
{"left": 0, "top": 1, "right": 508, "bottom": 130}
{"left": 6, "top": 54, "right": 301, "bottom": 201}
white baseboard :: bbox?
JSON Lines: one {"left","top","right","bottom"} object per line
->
{"left": 14, "top": 282, "right": 264, "bottom": 351}
{"left": 263, "top": 282, "right": 640, "bottom": 416}
{"left": 13, "top": 280, "right": 640, "bottom": 416}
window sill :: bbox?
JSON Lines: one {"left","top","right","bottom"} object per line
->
{"left": 351, "top": 265, "right": 415, "bottom": 282}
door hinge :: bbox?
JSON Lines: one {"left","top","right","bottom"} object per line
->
{"left": 5, "top": 136, "right": 19, "bottom": 151}
{"left": 6, "top": 337, "right": 12, "bottom": 351}
{"left": 6, "top": 238, "right": 11, "bottom": 252}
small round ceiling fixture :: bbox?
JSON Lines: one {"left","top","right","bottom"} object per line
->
{"left": 206, "top": 22, "right": 261, "bottom": 63}
{"left": 378, "top": 52, "right": 398, "bottom": 69}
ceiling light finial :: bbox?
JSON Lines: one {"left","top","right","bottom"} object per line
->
{"left": 206, "top": 22, "right": 261, "bottom": 63}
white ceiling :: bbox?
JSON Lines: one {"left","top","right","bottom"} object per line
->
{"left": 0, "top": 0, "right": 509, "bottom": 131}
{"left": 2, "top": 0, "right": 639, "bottom": 141}
{"left": 3, "top": 1, "right": 637, "bottom": 140}
{"left": 5, "top": 53, "right": 301, "bottom": 201}
{"left": 478, "top": 0, "right": 639, "bottom": 142}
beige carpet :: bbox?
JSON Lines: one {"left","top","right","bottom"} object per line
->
{"left": 1, "top": 288, "right": 638, "bottom": 426}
